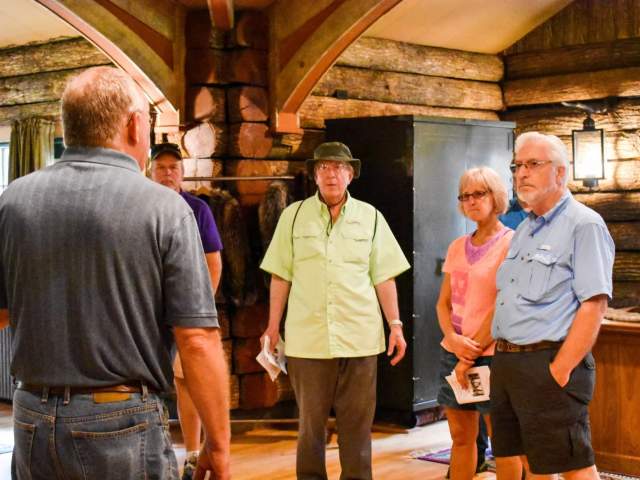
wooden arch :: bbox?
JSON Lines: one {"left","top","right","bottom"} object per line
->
{"left": 270, "top": 0, "right": 402, "bottom": 133}
{"left": 35, "top": 0, "right": 185, "bottom": 127}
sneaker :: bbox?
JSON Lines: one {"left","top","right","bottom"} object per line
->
{"left": 181, "top": 453, "right": 198, "bottom": 480}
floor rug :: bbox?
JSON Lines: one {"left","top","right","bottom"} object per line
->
{"left": 413, "top": 451, "right": 636, "bottom": 480}
{"left": 601, "top": 473, "right": 640, "bottom": 480}
{"left": 413, "top": 448, "right": 495, "bottom": 472}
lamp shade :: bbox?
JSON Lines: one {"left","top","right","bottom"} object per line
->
{"left": 572, "top": 126, "right": 604, "bottom": 186}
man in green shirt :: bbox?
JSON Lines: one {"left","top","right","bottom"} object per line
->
{"left": 260, "top": 142, "right": 410, "bottom": 480}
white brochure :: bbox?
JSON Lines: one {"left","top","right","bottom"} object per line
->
{"left": 256, "top": 336, "right": 287, "bottom": 381}
{"left": 445, "top": 365, "right": 490, "bottom": 404}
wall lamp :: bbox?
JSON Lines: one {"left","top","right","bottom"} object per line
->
{"left": 562, "top": 101, "right": 608, "bottom": 189}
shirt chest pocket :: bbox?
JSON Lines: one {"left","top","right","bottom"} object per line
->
{"left": 496, "top": 246, "right": 519, "bottom": 291}
{"left": 522, "top": 251, "right": 572, "bottom": 302}
{"left": 340, "top": 227, "right": 371, "bottom": 265}
{"left": 293, "top": 225, "right": 324, "bottom": 262}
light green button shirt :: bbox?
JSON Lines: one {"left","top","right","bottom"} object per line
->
{"left": 260, "top": 192, "right": 410, "bottom": 359}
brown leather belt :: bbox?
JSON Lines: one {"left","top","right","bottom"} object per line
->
{"left": 496, "top": 339, "right": 562, "bottom": 353}
{"left": 16, "top": 382, "right": 149, "bottom": 396}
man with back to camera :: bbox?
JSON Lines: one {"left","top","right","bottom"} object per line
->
{"left": 490, "top": 131, "right": 614, "bottom": 480}
{"left": 150, "top": 142, "right": 223, "bottom": 480}
{"left": 260, "top": 141, "right": 410, "bottom": 480}
{"left": 0, "top": 66, "right": 229, "bottom": 480}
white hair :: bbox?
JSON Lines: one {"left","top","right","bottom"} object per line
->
{"left": 514, "top": 131, "right": 569, "bottom": 186}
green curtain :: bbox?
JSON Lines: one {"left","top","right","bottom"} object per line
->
{"left": 9, "top": 117, "right": 55, "bottom": 182}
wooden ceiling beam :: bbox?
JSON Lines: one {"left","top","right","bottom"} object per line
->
{"left": 207, "top": 0, "right": 234, "bottom": 30}
{"left": 269, "top": 0, "right": 402, "bottom": 133}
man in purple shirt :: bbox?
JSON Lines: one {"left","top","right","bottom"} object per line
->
{"left": 150, "top": 142, "right": 223, "bottom": 480}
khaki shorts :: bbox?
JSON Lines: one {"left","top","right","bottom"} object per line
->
{"left": 173, "top": 352, "right": 184, "bottom": 379}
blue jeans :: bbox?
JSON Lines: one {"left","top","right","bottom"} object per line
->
{"left": 11, "top": 388, "right": 178, "bottom": 480}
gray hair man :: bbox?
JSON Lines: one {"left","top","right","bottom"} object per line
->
{"left": 260, "top": 142, "right": 410, "bottom": 479}
{"left": 0, "top": 66, "right": 229, "bottom": 480}
{"left": 490, "top": 131, "right": 614, "bottom": 479}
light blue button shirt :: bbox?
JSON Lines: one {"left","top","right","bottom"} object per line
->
{"left": 492, "top": 191, "right": 614, "bottom": 344}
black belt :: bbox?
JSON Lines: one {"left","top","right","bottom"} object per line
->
{"left": 496, "top": 339, "right": 562, "bottom": 353}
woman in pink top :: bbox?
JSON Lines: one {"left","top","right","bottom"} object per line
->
{"left": 436, "top": 166, "right": 513, "bottom": 480}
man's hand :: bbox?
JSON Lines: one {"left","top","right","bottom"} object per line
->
{"left": 454, "top": 359, "right": 474, "bottom": 389}
{"left": 549, "top": 361, "right": 571, "bottom": 388}
{"left": 194, "top": 440, "right": 230, "bottom": 480}
{"left": 387, "top": 325, "right": 406, "bottom": 366}
{"left": 445, "top": 332, "right": 482, "bottom": 362}
{"left": 260, "top": 326, "right": 280, "bottom": 354}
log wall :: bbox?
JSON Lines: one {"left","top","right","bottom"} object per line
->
{"left": 0, "top": 37, "right": 112, "bottom": 126}
{"left": 501, "top": 0, "right": 640, "bottom": 307}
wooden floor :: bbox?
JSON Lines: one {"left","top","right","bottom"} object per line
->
{"left": 0, "top": 401, "right": 495, "bottom": 479}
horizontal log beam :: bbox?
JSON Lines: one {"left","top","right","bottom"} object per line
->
{"left": 0, "top": 37, "right": 110, "bottom": 79}
{"left": 313, "top": 66, "right": 503, "bottom": 111}
{"left": 574, "top": 192, "right": 640, "bottom": 222}
{"left": 300, "top": 96, "right": 499, "bottom": 129}
{"left": 186, "top": 49, "right": 226, "bottom": 85}
{"left": 225, "top": 159, "right": 305, "bottom": 206}
{"left": 186, "top": 9, "right": 228, "bottom": 49}
{"left": 338, "top": 37, "right": 503, "bottom": 82}
{"left": 611, "top": 282, "right": 640, "bottom": 308}
{"left": 229, "top": 122, "right": 273, "bottom": 158}
{"left": 0, "top": 68, "right": 86, "bottom": 107}
{"left": 218, "top": 306, "right": 230, "bottom": 339}
{"left": 614, "top": 252, "right": 640, "bottom": 282}
{"left": 608, "top": 222, "right": 640, "bottom": 251}
{"left": 230, "top": 374, "right": 239, "bottom": 410}
{"left": 240, "top": 372, "right": 291, "bottom": 409}
{"left": 502, "top": 99, "right": 640, "bottom": 134}
{"left": 558, "top": 131, "right": 640, "bottom": 162}
{"left": 231, "top": 304, "right": 268, "bottom": 338}
{"left": 229, "top": 123, "right": 324, "bottom": 160}
{"left": 186, "top": 48, "right": 266, "bottom": 86}
{"left": 568, "top": 159, "right": 640, "bottom": 193}
{"left": 227, "top": 86, "right": 268, "bottom": 123}
{"left": 185, "top": 86, "right": 226, "bottom": 123}
{"left": 233, "top": 11, "right": 268, "bottom": 50}
{"left": 0, "top": 101, "right": 60, "bottom": 125}
{"left": 504, "top": 67, "right": 640, "bottom": 107}
{"left": 505, "top": 38, "right": 640, "bottom": 80}
{"left": 166, "top": 122, "right": 227, "bottom": 158}
{"left": 233, "top": 338, "right": 262, "bottom": 374}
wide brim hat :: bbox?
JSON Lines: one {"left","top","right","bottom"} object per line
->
{"left": 306, "top": 141, "right": 361, "bottom": 180}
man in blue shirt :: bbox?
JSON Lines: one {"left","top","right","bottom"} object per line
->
{"left": 490, "top": 132, "right": 614, "bottom": 479}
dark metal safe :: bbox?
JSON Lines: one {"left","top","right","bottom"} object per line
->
{"left": 326, "top": 116, "right": 515, "bottom": 426}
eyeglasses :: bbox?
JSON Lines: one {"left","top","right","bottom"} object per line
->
{"left": 457, "top": 190, "right": 490, "bottom": 202}
{"left": 510, "top": 160, "right": 553, "bottom": 173}
{"left": 316, "top": 162, "right": 351, "bottom": 174}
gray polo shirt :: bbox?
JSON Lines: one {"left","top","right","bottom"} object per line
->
{"left": 0, "top": 147, "right": 218, "bottom": 392}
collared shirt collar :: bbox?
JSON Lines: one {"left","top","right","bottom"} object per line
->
{"left": 313, "top": 190, "right": 352, "bottom": 216}
{"left": 57, "top": 146, "right": 142, "bottom": 174}
{"left": 528, "top": 189, "right": 571, "bottom": 235}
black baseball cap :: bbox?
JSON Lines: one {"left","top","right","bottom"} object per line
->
{"left": 150, "top": 142, "right": 182, "bottom": 161}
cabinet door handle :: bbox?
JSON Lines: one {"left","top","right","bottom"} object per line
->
{"left": 435, "top": 257, "right": 445, "bottom": 276}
